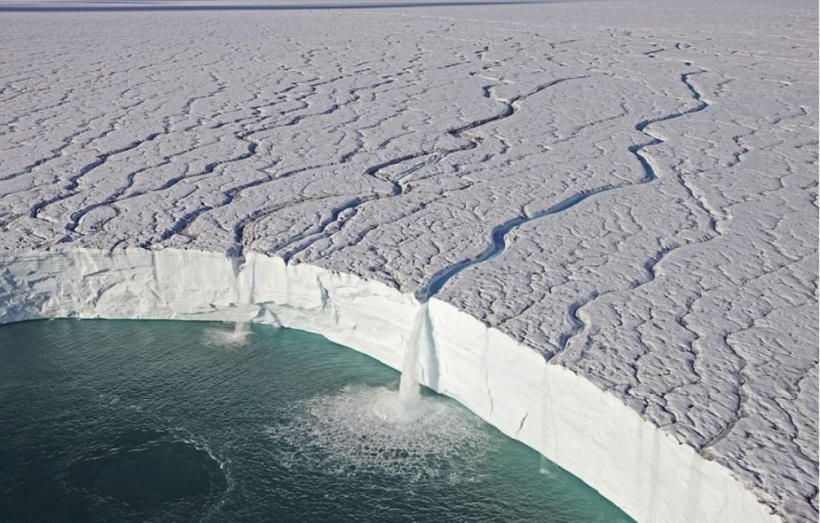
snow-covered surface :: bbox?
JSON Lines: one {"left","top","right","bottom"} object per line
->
{"left": 0, "top": 0, "right": 817, "bottom": 521}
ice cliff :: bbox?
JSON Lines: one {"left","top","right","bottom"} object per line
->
{"left": 0, "top": 248, "right": 780, "bottom": 522}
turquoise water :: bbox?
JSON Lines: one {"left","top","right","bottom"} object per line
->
{"left": 0, "top": 319, "right": 633, "bottom": 522}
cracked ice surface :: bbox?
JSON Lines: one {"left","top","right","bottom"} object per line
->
{"left": 1, "top": 0, "right": 817, "bottom": 520}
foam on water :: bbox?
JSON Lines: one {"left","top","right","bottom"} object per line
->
{"left": 267, "top": 384, "right": 492, "bottom": 483}
{"left": 202, "top": 322, "right": 252, "bottom": 348}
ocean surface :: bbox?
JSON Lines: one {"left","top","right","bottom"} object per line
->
{"left": 0, "top": 319, "right": 633, "bottom": 522}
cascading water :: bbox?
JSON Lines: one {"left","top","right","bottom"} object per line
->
{"left": 203, "top": 321, "right": 251, "bottom": 347}
{"left": 398, "top": 301, "right": 431, "bottom": 403}
{"left": 264, "top": 299, "right": 497, "bottom": 485}
{"left": 233, "top": 321, "right": 250, "bottom": 339}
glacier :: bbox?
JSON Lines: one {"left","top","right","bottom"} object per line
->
{"left": 0, "top": 0, "right": 817, "bottom": 521}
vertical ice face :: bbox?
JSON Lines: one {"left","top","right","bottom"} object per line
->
{"left": 0, "top": 248, "right": 784, "bottom": 523}
{"left": 0, "top": 1, "right": 816, "bottom": 521}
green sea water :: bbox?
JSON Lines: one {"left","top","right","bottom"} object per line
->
{"left": 0, "top": 319, "right": 633, "bottom": 522}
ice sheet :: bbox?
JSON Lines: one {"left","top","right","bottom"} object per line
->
{"left": 0, "top": 0, "right": 816, "bottom": 520}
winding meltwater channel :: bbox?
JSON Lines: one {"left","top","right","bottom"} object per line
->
{"left": 0, "top": 318, "right": 633, "bottom": 522}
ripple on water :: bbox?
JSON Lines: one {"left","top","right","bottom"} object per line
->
{"left": 65, "top": 430, "right": 228, "bottom": 515}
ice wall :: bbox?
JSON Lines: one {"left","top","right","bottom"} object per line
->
{"left": 0, "top": 247, "right": 778, "bottom": 523}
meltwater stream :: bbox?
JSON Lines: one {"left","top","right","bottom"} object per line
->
{"left": 0, "top": 319, "right": 633, "bottom": 523}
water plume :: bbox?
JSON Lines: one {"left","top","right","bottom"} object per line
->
{"left": 267, "top": 385, "right": 491, "bottom": 483}
{"left": 399, "top": 302, "right": 432, "bottom": 403}
{"left": 202, "top": 322, "right": 251, "bottom": 347}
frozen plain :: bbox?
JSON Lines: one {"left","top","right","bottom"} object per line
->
{"left": 0, "top": 0, "right": 817, "bottom": 521}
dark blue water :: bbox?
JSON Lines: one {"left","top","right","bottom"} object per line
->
{"left": 0, "top": 319, "right": 632, "bottom": 522}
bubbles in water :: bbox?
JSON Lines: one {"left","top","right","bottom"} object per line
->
{"left": 203, "top": 322, "right": 251, "bottom": 348}
{"left": 266, "top": 385, "right": 493, "bottom": 483}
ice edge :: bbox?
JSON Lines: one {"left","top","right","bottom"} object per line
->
{"left": 0, "top": 247, "right": 779, "bottom": 523}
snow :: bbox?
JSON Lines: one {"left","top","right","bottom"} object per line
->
{"left": 0, "top": 0, "right": 817, "bottom": 521}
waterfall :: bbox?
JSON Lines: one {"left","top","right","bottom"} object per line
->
{"left": 232, "top": 254, "right": 251, "bottom": 342}
{"left": 233, "top": 321, "right": 250, "bottom": 338}
{"left": 399, "top": 302, "right": 431, "bottom": 403}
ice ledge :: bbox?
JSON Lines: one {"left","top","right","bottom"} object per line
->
{"left": 0, "top": 247, "right": 777, "bottom": 523}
